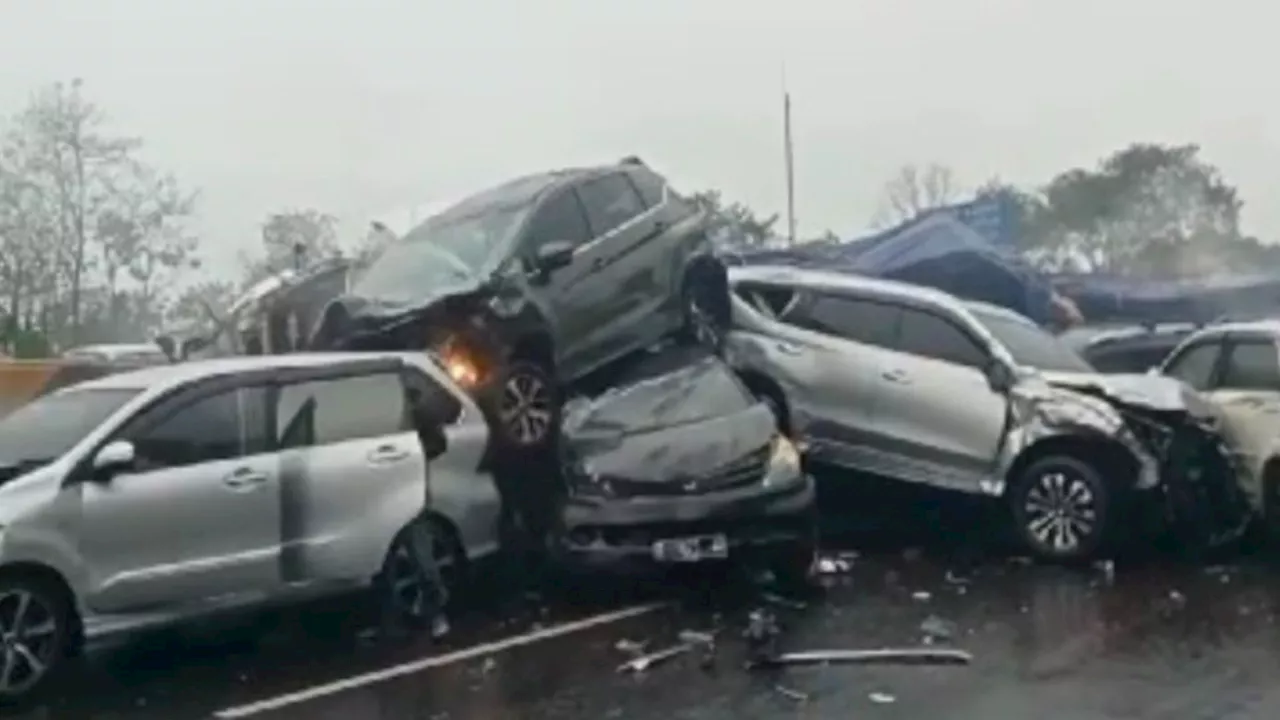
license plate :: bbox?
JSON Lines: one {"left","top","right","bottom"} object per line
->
{"left": 652, "top": 534, "right": 729, "bottom": 563}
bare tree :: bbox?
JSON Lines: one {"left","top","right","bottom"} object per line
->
{"left": 874, "top": 163, "right": 959, "bottom": 227}
{"left": 240, "top": 209, "right": 341, "bottom": 285}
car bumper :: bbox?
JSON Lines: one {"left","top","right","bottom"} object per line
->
{"left": 551, "top": 475, "right": 816, "bottom": 573}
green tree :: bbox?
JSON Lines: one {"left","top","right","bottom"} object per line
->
{"left": 1022, "top": 143, "right": 1244, "bottom": 277}
{"left": 687, "top": 190, "right": 779, "bottom": 248}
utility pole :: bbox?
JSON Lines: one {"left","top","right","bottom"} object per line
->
{"left": 783, "top": 68, "right": 797, "bottom": 246}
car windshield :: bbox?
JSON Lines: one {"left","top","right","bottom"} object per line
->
{"left": 0, "top": 388, "right": 140, "bottom": 468}
{"left": 973, "top": 309, "right": 1095, "bottom": 373}
{"left": 352, "top": 175, "right": 554, "bottom": 302}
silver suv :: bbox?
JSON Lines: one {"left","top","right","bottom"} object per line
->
{"left": 0, "top": 353, "right": 500, "bottom": 702}
{"left": 725, "top": 266, "right": 1245, "bottom": 561}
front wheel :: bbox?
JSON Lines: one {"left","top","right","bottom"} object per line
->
{"left": 377, "top": 518, "right": 465, "bottom": 628}
{"left": 1009, "top": 456, "right": 1112, "bottom": 562}
{"left": 493, "top": 361, "right": 560, "bottom": 454}
{"left": 0, "top": 576, "right": 76, "bottom": 706}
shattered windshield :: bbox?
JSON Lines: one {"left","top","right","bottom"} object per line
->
{"left": 352, "top": 176, "right": 554, "bottom": 302}
{"left": 972, "top": 309, "right": 1094, "bottom": 373}
{"left": 0, "top": 388, "right": 139, "bottom": 468}
{"left": 567, "top": 357, "right": 755, "bottom": 436}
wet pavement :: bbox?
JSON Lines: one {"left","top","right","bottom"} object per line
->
{"left": 15, "top": 474, "right": 1280, "bottom": 719}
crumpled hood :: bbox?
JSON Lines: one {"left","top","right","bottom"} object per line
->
{"left": 568, "top": 407, "right": 775, "bottom": 484}
{"left": 1038, "top": 371, "right": 1213, "bottom": 416}
{"left": 308, "top": 277, "right": 487, "bottom": 350}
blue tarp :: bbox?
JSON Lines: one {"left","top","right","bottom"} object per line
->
{"left": 730, "top": 214, "right": 1058, "bottom": 325}
{"left": 1049, "top": 272, "right": 1280, "bottom": 325}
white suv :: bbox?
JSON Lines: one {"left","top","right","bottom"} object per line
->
{"left": 0, "top": 352, "right": 500, "bottom": 703}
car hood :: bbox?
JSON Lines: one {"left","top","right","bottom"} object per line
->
{"left": 566, "top": 405, "right": 776, "bottom": 485}
{"left": 1037, "top": 371, "right": 1213, "bottom": 417}
{"left": 307, "top": 276, "right": 490, "bottom": 350}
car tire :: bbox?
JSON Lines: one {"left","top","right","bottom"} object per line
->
{"left": 678, "top": 275, "right": 729, "bottom": 354}
{"left": 1009, "top": 455, "right": 1112, "bottom": 562}
{"left": 0, "top": 575, "right": 77, "bottom": 707}
{"left": 493, "top": 361, "right": 561, "bottom": 455}
{"left": 377, "top": 517, "right": 466, "bottom": 628}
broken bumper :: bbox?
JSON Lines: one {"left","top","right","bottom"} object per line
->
{"left": 552, "top": 475, "right": 817, "bottom": 572}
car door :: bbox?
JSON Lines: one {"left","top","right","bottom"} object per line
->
{"left": 570, "top": 172, "right": 656, "bottom": 372}
{"left": 1195, "top": 334, "right": 1280, "bottom": 509}
{"left": 871, "top": 305, "right": 1008, "bottom": 492}
{"left": 274, "top": 366, "right": 426, "bottom": 583}
{"left": 518, "top": 187, "right": 596, "bottom": 377}
{"left": 768, "top": 290, "right": 903, "bottom": 466}
{"left": 78, "top": 382, "right": 279, "bottom": 614}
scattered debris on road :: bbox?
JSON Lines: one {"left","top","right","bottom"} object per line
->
{"left": 774, "top": 684, "right": 810, "bottom": 702}
{"left": 749, "top": 647, "right": 973, "bottom": 669}
{"left": 869, "top": 691, "right": 897, "bottom": 704}
{"left": 617, "top": 643, "right": 693, "bottom": 673}
{"left": 920, "top": 615, "right": 958, "bottom": 643}
{"left": 912, "top": 590, "right": 933, "bottom": 601}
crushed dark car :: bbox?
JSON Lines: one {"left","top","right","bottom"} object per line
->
{"left": 307, "top": 158, "right": 730, "bottom": 457}
{"left": 551, "top": 348, "right": 816, "bottom": 580}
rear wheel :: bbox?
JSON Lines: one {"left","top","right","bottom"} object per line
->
{"left": 1009, "top": 455, "right": 1112, "bottom": 562}
{"left": 378, "top": 517, "right": 466, "bottom": 627}
{"left": 494, "top": 361, "right": 560, "bottom": 454}
{"left": 0, "top": 576, "right": 76, "bottom": 706}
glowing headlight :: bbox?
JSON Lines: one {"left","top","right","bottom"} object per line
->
{"left": 444, "top": 354, "right": 480, "bottom": 388}
{"left": 763, "top": 435, "right": 802, "bottom": 487}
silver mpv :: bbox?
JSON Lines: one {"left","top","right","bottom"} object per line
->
{"left": 724, "top": 266, "right": 1232, "bottom": 562}
{"left": 0, "top": 353, "right": 500, "bottom": 702}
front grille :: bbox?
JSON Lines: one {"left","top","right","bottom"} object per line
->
{"left": 606, "top": 446, "right": 770, "bottom": 498}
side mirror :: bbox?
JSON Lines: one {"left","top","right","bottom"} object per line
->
{"left": 93, "top": 440, "right": 136, "bottom": 474}
{"left": 985, "top": 358, "right": 1014, "bottom": 393}
{"left": 532, "top": 241, "right": 576, "bottom": 275}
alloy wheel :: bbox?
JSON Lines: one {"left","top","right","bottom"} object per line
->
{"left": 686, "top": 291, "right": 722, "bottom": 349}
{"left": 0, "top": 590, "right": 60, "bottom": 698}
{"left": 1023, "top": 470, "right": 1098, "bottom": 555}
{"left": 386, "top": 526, "right": 457, "bottom": 621}
{"left": 498, "top": 371, "right": 553, "bottom": 447}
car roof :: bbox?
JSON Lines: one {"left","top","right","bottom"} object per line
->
{"left": 65, "top": 343, "right": 163, "bottom": 355}
{"left": 72, "top": 353, "right": 419, "bottom": 392}
{"left": 728, "top": 265, "right": 970, "bottom": 312}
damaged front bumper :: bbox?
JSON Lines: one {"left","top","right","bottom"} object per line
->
{"left": 552, "top": 475, "right": 817, "bottom": 572}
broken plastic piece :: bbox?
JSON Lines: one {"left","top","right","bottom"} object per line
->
{"left": 920, "top": 615, "right": 957, "bottom": 641}
{"left": 614, "top": 638, "right": 648, "bottom": 656}
{"left": 760, "top": 591, "right": 808, "bottom": 610}
{"left": 750, "top": 648, "right": 973, "bottom": 669}
{"left": 775, "top": 685, "right": 809, "bottom": 702}
{"left": 911, "top": 591, "right": 932, "bottom": 601}
{"left": 617, "top": 643, "right": 692, "bottom": 673}
{"left": 869, "top": 691, "right": 896, "bottom": 704}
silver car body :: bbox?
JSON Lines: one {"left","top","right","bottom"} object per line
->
{"left": 1158, "top": 319, "right": 1280, "bottom": 512}
{"left": 724, "top": 265, "right": 1161, "bottom": 497}
{"left": 0, "top": 352, "right": 500, "bottom": 640}
{"left": 62, "top": 343, "right": 169, "bottom": 365}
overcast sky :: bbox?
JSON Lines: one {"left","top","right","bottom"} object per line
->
{"left": 1, "top": 0, "right": 1275, "bottom": 276}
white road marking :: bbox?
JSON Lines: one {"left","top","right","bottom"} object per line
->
{"left": 214, "top": 602, "right": 668, "bottom": 719}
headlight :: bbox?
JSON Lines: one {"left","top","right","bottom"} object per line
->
{"left": 762, "top": 435, "right": 802, "bottom": 487}
{"left": 432, "top": 337, "right": 483, "bottom": 388}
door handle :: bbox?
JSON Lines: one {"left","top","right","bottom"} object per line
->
{"left": 223, "top": 468, "right": 267, "bottom": 490}
{"left": 591, "top": 257, "right": 605, "bottom": 270}
{"left": 774, "top": 341, "right": 803, "bottom": 356}
{"left": 367, "top": 444, "right": 410, "bottom": 464}
{"left": 881, "top": 369, "right": 910, "bottom": 383}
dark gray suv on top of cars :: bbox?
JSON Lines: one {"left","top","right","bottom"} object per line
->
{"left": 309, "top": 158, "right": 728, "bottom": 454}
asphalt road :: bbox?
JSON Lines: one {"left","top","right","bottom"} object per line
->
{"left": 13, "top": 476, "right": 1280, "bottom": 720}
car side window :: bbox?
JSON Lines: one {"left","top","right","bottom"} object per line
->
{"left": 276, "top": 372, "right": 408, "bottom": 449}
{"left": 896, "top": 309, "right": 987, "bottom": 368}
{"left": 522, "top": 189, "right": 593, "bottom": 256}
{"left": 129, "top": 387, "right": 270, "bottom": 470}
{"left": 627, "top": 168, "right": 667, "bottom": 208}
{"left": 788, "top": 294, "right": 901, "bottom": 349}
{"left": 1163, "top": 341, "right": 1222, "bottom": 391}
{"left": 575, "top": 173, "right": 646, "bottom": 238}
{"left": 1219, "top": 339, "right": 1280, "bottom": 391}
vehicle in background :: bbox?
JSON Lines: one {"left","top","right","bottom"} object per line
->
{"left": 554, "top": 347, "right": 815, "bottom": 582}
{"left": 307, "top": 157, "right": 729, "bottom": 456}
{"left": 1060, "top": 323, "right": 1199, "bottom": 374}
{"left": 1158, "top": 320, "right": 1280, "bottom": 531}
{"left": 0, "top": 360, "right": 151, "bottom": 421}
{"left": 61, "top": 344, "right": 170, "bottom": 366}
{"left": 724, "top": 265, "right": 1249, "bottom": 561}
{"left": 0, "top": 352, "right": 500, "bottom": 703}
